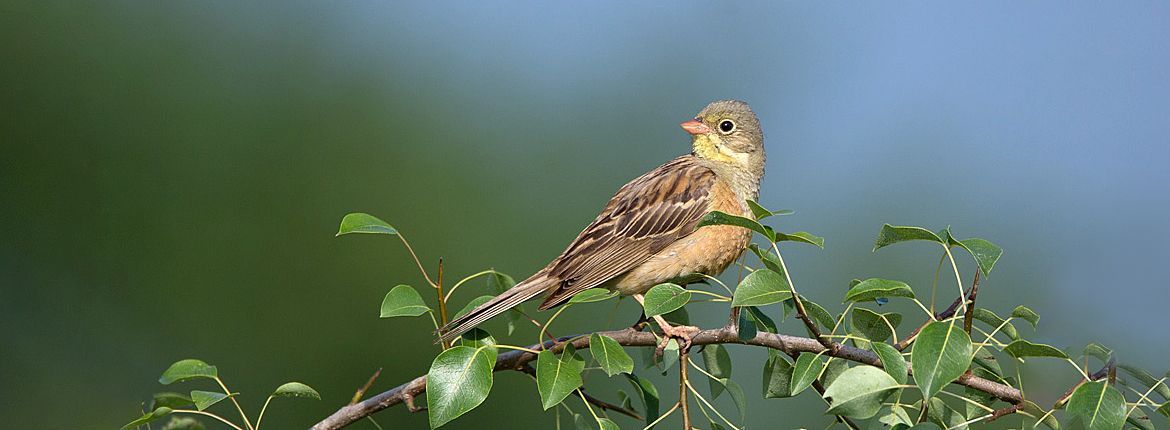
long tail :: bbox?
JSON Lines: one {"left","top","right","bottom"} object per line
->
{"left": 436, "top": 273, "right": 554, "bottom": 343}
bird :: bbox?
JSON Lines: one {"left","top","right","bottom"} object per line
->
{"left": 437, "top": 100, "right": 766, "bottom": 345}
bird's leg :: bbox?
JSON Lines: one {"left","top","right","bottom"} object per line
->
{"left": 632, "top": 294, "right": 700, "bottom": 355}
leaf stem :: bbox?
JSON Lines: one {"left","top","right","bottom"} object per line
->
{"left": 215, "top": 377, "right": 255, "bottom": 430}
{"left": 254, "top": 396, "right": 274, "bottom": 430}
{"left": 642, "top": 402, "right": 680, "bottom": 430}
{"left": 397, "top": 234, "right": 436, "bottom": 287}
{"left": 443, "top": 269, "right": 500, "bottom": 302}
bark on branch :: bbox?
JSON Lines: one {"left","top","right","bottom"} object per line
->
{"left": 311, "top": 325, "right": 1022, "bottom": 430}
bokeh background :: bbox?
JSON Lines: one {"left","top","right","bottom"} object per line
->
{"left": 3, "top": 2, "right": 1168, "bottom": 429}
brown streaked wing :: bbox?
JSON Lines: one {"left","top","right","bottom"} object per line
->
{"left": 537, "top": 155, "right": 716, "bottom": 309}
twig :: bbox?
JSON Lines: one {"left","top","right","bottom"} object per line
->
{"left": 894, "top": 285, "right": 975, "bottom": 351}
{"left": 1052, "top": 358, "right": 1116, "bottom": 409}
{"left": 986, "top": 403, "right": 1022, "bottom": 422}
{"left": 349, "top": 368, "right": 382, "bottom": 406}
{"left": 310, "top": 326, "right": 1023, "bottom": 430}
{"left": 963, "top": 271, "right": 980, "bottom": 335}
{"left": 680, "top": 351, "right": 692, "bottom": 430}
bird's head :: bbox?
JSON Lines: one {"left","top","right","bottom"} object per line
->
{"left": 681, "top": 100, "right": 765, "bottom": 177}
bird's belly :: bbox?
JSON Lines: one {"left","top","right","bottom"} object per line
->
{"left": 607, "top": 224, "right": 753, "bottom": 295}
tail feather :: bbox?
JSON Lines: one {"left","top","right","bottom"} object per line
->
{"left": 436, "top": 275, "right": 553, "bottom": 343}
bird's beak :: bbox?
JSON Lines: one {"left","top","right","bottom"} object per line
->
{"left": 680, "top": 118, "right": 710, "bottom": 135}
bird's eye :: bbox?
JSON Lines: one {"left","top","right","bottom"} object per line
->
{"left": 718, "top": 120, "right": 735, "bottom": 134}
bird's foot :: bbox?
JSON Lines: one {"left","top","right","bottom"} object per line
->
{"left": 655, "top": 324, "right": 700, "bottom": 358}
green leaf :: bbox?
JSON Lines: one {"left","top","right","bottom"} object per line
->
{"left": 702, "top": 344, "right": 733, "bottom": 398}
{"left": 697, "top": 211, "right": 775, "bottom": 242}
{"left": 1067, "top": 381, "right": 1126, "bottom": 430}
{"left": 597, "top": 418, "right": 620, "bottom": 430}
{"left": 850, "top": 308, "right": 902, "bottom": 343}
{"left": 745, "top": 306, "right": 778, "bottom": 332}
{"left": 625, "top": 373, "right": 660, "bottom": 428}
{"left": 800, "top": 298, "right": 836, "bottom": 329}
{"left": 910, "top": 321, "right": 973, "bottom": 399}
{"left": 1127, "top": 408, "right": 1156, "bottom": 430}
{"left": 641, "top": 283, "right": 690, "bottom": 317}
{"left": 843, "top": 278, "right": 914, "bottom": 303}
{"left": 488, "top": 271, "right": 515, "bottom": 293}
{"left": 659, "top": 338, "right": 680, "bottom": 373}
{"left": 963, "top": 386, "right": 997, "bottom": 419}
{"left": 972, "top": 353, "right": 1004, "bottom": 379}
{"left": 536, "top": 345, "right": 585, "bottom": 410}
{"left": 426, "top": 346, "right": 495, "bottom": 428}
{"left": 1157, "top": 401, "right": 1169, "bottom": 418}
{"left": 569, "top": 288, "right": 619, "bottom": 304}
{"left": 748, "top": 243, "right": 785, "bottom": 274}
{"left": 190, "top": 390, "right": 232, "bottom": 411}
{"left": 878, "top": 405, "right": 914, "bottom": 428}
{"left": 159, "top": 359, "right": 218, "bottom": 385}
{"left": 1012, "top": 305, "right": 1040, "bottom": 328}
{"left": 762, "top": 354, "right": 795, "bottom": 398}
{"left": 708, "top": 377, "right": 748, "bottom": 421}
{"left": 822, "top": 365, "right": 900, "bottom": 418}
{"left": 487, "top": 272, "right": 521, "bottom": 335}
{"left": 731, "top": 269, "right": 791, "bottom": 306}
{"left": 746, "top": 200, "right": 793, "bottom": 220}
{"left": 970, "top": 308, "right": 1020, "bottom": 340}
{"left": 457, "top": 328, "right": 498, "bottom": 354}
{"left": 790, "top": 352, "right": 826, "bottom": 395}
{"left": 925, "top": 397, "right": 968, "bottom": 430}
{"left": 775, "top": 231, "right": 825, "bottom": 249}
{"left": 120, "top": 407, "right": 173, "bottom": 430}
{"left": 1118, "top": 364, "right": 1170, "bottom": 400}
{"left": 871, "top": 342, "right": 908, "bottom": 384}
{"left": 150, "top": 392, "right": 194, "bottom": 409}
{"left": 589, "top": 334, "right": 633, "bottom": 377}
{"left": 1003, "top": 340, "right": 1069, "bottom": 359}
{"left": 1021, "top": 400, "right": 1062, "bottom": 430}
{"left": 572, "top": 413, "right": 590, "bottom": 430}
{"left": 951, "top": 238, "right": 1003, "bottom": 276}
{"left": 662, "top": 306, "right": 689, "bottom": 325}
{"left": 1083, "top": 343, "right": 1113, "bottom": 363}
{"left": 271, "top": 382, "right": 321, "bottom": 400}
{"left": 336, "top": 212, "right": 398, "bottom": 236}
{"left": 380, "top": 285, "right": 430, "bottom": 318}
{"left": 873, "top": 224, "right": 944, "bottom": 251}
{"left": 820, "top": 357, "right": 850, "bottom": 387}
{"left": 452, "top": 295, "right": 494, "bottom": 320}
{"left": 737, "top": 309, "right": 757, "bottom": 341}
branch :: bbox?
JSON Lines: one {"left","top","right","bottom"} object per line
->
{"left": 311, "top": 326, "right": 1023, "bottom": 430}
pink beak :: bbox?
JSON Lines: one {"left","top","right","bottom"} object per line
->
{"left": 680, "top": 119, "right": 710, "bottom": 135}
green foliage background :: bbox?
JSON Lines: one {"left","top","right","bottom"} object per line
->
{"left": 2, "top": 2, "right": 1168, "bottom": 428}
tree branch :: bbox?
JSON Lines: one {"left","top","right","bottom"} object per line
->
{"left": 311, "top": 325, "right": 1023, "bottom": 430}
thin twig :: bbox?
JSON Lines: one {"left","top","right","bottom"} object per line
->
{"left": 1052, "top": 358, "right": 1116, "bottom": 409}
{"left": 680, "top": 351, "right": 692, "bottom": 430}
{"left": 963, "top": 271, "right": 981, "bottom": 335}
{"left": 895, "top": 285, "right": 975, "bottom": 351}
{"left": 349, "top": 368, "right": 382, "bottom": 405}
{"left": 985, "top": 403, "right": 1022, "bottom": 422}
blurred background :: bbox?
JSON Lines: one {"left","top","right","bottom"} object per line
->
{"left": 2, "top": 2, "right": 1168, "bottom": 428}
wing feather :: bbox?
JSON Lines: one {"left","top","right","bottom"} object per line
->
{"left": 538, "top": 155, "right": 716, "bottom": 309}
